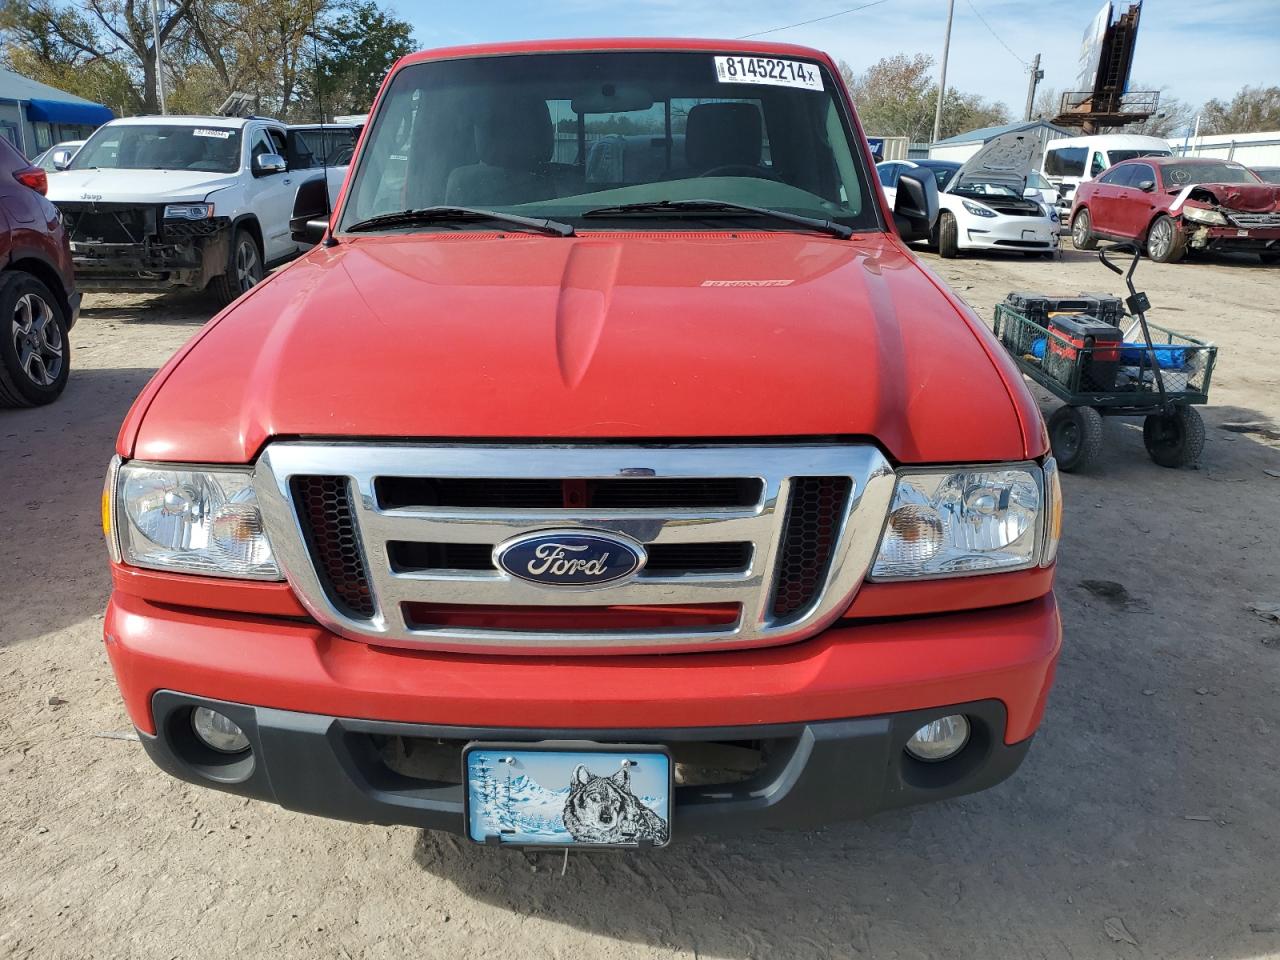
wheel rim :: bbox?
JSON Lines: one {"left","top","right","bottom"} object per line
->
{"left": 1148, "top": 219, "right": 1172, "bottom": 259}
{"left": 1056, "top": 419, "right": 1082, "bottom": 460}
{"left": 10, "top": 292, "right": 62, "bottom": 387}
{"left": 1072, "top": 212, "right": 1089, "bottom": 246}
{"left": 235, "top": 239, "right": 262, "bottom": 292}
{"left": 1149, "top": 416, "right": 1181, "bottom": 449}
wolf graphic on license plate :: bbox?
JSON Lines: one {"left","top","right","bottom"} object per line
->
{"left": 466, "top": 747, "right": 671, "bottom": 846}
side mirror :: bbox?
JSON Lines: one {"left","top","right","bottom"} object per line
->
{"left": 893, "top": 171, "right": 939, "bottom": 243}
{"left": 1137, "top": 179, "right": 1155, "bottom": 192}
{"left": 253, "top": 152, "right": 288, "bottom": 177}
{"left": 51, "top": 149, "right": 73, "bottom": 171}
{"left": 290, "top": 175, "right": 331, "bottom": 243}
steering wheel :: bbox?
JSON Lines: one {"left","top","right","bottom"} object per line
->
{"left": 698, "top": 164, "right": 779, "bottom": 180}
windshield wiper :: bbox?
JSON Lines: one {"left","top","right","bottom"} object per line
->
{"left": 581, "top": 199, "right": 853, "bottom": 239}
{"left": 345, "top": 206, "right": 575, "bottom": 237}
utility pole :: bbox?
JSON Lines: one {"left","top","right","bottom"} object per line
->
{"left": 150, "top": 0, "right": 167, "bottom": 114}
{"left": 1023, "top": 53, "right": 1044, "bottom": 121}
{"left": 931, "top": 0, "right": 955, "bottom": 144}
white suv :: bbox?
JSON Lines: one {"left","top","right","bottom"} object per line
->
{"left": 47, "top": 115, "right": 328, "bottom": 305}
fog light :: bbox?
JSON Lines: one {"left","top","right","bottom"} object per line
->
{"left": 905, "top": 714, "right": 970, "bottom": 762}
{"left": 191, "top": 707, "right": 249, "bottom": 754}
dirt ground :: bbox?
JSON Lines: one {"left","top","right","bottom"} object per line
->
{"left": 1, "top": 245, "right": 1278, "bottom": 960}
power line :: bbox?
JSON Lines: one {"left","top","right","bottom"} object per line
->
{"left": 962, "top": 0, "right": 1028, "bottom": 67}
{"left": 737, "top": 0, "right": 893, "bottom": 40}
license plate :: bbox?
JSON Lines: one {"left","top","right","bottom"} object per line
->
{"left": 1238, "top": 229, "right": 1250, "bottom": 237}
{"left": 464, "top": 743, "right": 672, "bottom": 847}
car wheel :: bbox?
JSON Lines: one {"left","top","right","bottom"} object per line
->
{"left": 1145, "top": 214, "right": 1186, "bottom": 263}
{"left": 0, "top": 272, "right": 70, "bottom": 408}
{"left": 1260, "top": 251, "right": 1280, "bottom": 265}
{"left": 1143, "top": 407, "right": 1205, "bottom": 468}
{"left": 937, "top": 212, "right": 959, "bottom": 258}
{"left": 1048, "top": 405, "right": 1104, "bottom": 473}
{"left": 1070, "top": 208, "right": 1097, "bottom": 250}
{"left": 209, "top": 228, "right": 265, "bottom": 307}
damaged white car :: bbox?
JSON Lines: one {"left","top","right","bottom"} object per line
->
{"left": 878, "top": 133, "right": 1059, "bottom": 258}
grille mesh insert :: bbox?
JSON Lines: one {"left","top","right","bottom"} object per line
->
{"left": 772, "top": 477, "right": 851, "bottom": 619}
{"left": 290, "top": 475, "right": 375, "bottom": 618}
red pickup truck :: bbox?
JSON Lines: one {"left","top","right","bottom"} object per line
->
{"left": 103, "top": 38, "right": 1062, "bottom": 847}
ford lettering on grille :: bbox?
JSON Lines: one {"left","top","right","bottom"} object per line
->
{"left": 496, "top": 531, "right": 645, "bottom": 587}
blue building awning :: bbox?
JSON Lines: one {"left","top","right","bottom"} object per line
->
{"left": 25, "top": 98, "right": 113, "bottom": 127}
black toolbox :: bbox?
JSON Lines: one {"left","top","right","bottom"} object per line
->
{"left": 1045, "top": 315, "right": 1123, "bottom": 391}
{"left": 1075, "top": 292, "right": 1126, "bottom": 326}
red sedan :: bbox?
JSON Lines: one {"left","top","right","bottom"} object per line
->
{"left": 1070, "top": 156, "right": 1280, "bottom": 264}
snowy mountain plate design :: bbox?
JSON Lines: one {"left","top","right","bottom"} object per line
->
{"left": 465, "top": 745, "right": 672, "bottom": 847}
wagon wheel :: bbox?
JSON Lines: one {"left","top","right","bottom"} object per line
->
{"left": 1048, "top": 405, "right": 1104, "bottom": 473}
{"left": 1143, "top": 406, "right": 1205, "bottom": 468}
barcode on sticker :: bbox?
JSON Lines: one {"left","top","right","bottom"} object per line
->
{"left": 193, "top": 128, "right": 233, "bottom": 139}
{"left": 714, "top": 56, "right": 824, "bottom": 91}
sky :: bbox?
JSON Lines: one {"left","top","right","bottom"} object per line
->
{"left": 400, "top": 0, "right": 1280, "bottom": 131}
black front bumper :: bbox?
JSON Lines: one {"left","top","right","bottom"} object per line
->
{"left": 141, "top": 692, "right": 1033, "bottom": 837}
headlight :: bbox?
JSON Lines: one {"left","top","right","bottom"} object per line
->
{"left": 871, "top": 464, "right": 1052, "bottom": 579}
{"left": 1181, "top": 206, "right": 1227, "bottom": 226}
{"left": 962, "top": 200, "right": 997, "bottom": 218}
{"left": 163, "top": 203, "right": 215, "bottom": 220}
{"left": 111, "top": 460, "right": 280, "bottom": 579}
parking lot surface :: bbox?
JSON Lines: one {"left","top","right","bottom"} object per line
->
{"left": 1, "top": 248, "right": 1278, "bottom": 960}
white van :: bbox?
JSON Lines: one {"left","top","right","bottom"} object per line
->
{"left": 1042, "top": 134, "right": 1172, "bottom": 210}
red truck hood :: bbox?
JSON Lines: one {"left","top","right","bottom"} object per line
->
{"left": 124, "top": 231, "right": 1040, "bottom": 464}
{"left": 1183, "top": 182, "right": 1280, "bottom": 212}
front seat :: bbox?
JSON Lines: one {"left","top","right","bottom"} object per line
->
{"left": 445, "top": 97, "right": 556, "bottom": 206}
{"left": 683, "top": 102, "right": 763, "bottom": 175}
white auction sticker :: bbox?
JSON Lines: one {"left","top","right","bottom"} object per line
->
{"left": 193, "top": 128, "right": 233, "bottom": 139}
{"left": 714, "top": 56, "right": 824, "bottom": 91}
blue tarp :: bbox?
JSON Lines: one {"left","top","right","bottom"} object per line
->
{"left": 25, "top": 97, "right": 113, "bottom": 127}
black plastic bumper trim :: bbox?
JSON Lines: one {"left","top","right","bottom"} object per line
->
{"left": 140, "top": 691, "right": 1033, "bottom": 837}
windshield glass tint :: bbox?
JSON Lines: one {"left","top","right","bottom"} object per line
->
{"left": 72, "top": 125, "right": 242, "bottom": 173}
{"left": 1162, "top": 162, "right": 1259, "bottom": 186}
{"left": 341, "top": 51, "right": 876, "bottom": 231}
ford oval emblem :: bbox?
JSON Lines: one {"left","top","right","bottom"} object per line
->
{"left": 495, "top": 530, "right": 646, "bottom": 587}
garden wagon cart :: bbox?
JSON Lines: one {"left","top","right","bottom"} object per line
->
{"left": 993, "top": 244, "right": 1218, "bottom": 472}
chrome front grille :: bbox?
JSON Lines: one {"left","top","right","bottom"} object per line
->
{"left": 1228, "top": 212, "right": 1280, "bottom": 229}
{"left": 254, "top": 443, "right": 895, "bottom": 654}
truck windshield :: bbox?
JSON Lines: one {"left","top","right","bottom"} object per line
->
{"left": 340, "top": 50, "right": 878, "bottom": 234}
{"left": 71, "top": 125, "right": 242, "bottom": 174}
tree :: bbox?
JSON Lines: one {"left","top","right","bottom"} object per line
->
{"left": 315, "top": 0, "right": 414, "bottom": 117}
{"left": 3, "top": 0, "right": 195, "bottom": 113}
{"left": 1, "top": 0, "right": 416, "bottom": 120}
{"left": 938, "top": 88, "right": 1010, "bottom": 140}
{"left": 839, "top": 53, "right": 1010, "bottom": 144}
{"left": 1200, "top": 86, "right": 1280, "bottom": 135}
{"left": 1115, "top": 83, "right": 1196, "bottom": 138}
{"left": 0, "top": 0, "right": 143, "bottom": 112}
{"left": 840, "top": 53, "right": 938, "bottom": 144}
{"left": 1031, "top": 86, "right": 1060, "bottom": 122}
